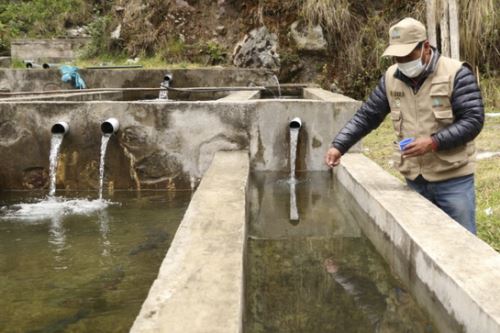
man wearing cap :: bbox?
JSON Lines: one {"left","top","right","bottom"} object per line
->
{"left": 324, "top": 18, "right": 484, "bottom": 234}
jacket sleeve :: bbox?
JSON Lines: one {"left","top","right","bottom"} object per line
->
{"left": 433, "top": 66, "right": 484, "bottom": 150}
{"left": 332, "top": 76, "right": 390, "bottom": 154}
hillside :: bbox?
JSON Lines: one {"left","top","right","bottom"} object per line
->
{"left": 0, "top": 0, "right": 497, "bottom": 102}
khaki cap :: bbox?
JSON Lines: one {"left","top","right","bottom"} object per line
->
{"left": 382, "top": 18, "right": 427, "bottom": 57}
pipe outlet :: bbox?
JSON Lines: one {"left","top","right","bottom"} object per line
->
{"left": 101, "top": 118, "right": 120, "bottom": 135}
{"left": 51, "top": 121, "right": 70, "bottom": 135}
{"left": 163, "top": 73, "right": 173, "bottom": 83}
{"left": 289, "top": 117, "right": 302, "bottom": 129}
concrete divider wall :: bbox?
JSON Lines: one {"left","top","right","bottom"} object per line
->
{"left": 334, "top": 153, "right": 500, "bottom": 333}
{"left": 0, "top": 94, "right": 360, "bottom": 190}
{"left": 131, "top": 151, "right": 249, "bottom": 333}
{"left": 0, "top": 68, "right": 276, "bottom": 92}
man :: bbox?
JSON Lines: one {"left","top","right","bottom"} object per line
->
{"left": 324, "top": 17, "right": 484, "bottom": 234}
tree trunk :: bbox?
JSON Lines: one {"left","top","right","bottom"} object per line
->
{"left": 449, "top": 0, "right": 460, "bottom": 59}
{"left": 440, "top": 0, "right": 450, "bottom": 57}
{"left": 426, "top": 0, "right": 437, "bottom": 47}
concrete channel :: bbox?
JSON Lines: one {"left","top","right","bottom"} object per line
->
{"left": 1, "top": 68, "right": 499, "bottom": 332}
{"left": 130, "top": 149, "right": 500, "bottom": 333}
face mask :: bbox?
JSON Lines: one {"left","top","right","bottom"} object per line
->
{"left": 397, "top": 47, "right": 425, "bottom": 78}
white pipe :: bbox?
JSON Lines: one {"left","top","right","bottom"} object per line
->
{"left": 51, "top": 121, "right": 70, "bottom": 135}
{"left": 289, "top": 117, "right": 302, "bottom": 129}
{"left": 164, "top": 73, "right": 173, "bottom": 82}
{"left": 101, "top": 118, "right": 120, "bottom": 134}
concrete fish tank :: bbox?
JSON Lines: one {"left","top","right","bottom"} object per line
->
{"left": 0, "top": 68, "right": 499, "bottom": 333}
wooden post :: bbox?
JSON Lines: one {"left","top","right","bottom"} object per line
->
{"left": 449, "top": 0, "right": 460, "bottom": 59}
{"left": 440, "top": 0, "right": 450, "bottom": 57}
{"left": 426, "top": 0, "right": 437, "bottom": 47}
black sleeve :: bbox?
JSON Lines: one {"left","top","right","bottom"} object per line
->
{"left": 433, "top": 66, "right": 484, "bottom": 150}
{"left": 332, "top": 76, "right": 391, "bottom": 154}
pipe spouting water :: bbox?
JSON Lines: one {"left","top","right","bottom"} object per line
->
{"left": 289, "top": 117, "right": 302, "bottom": 130}
{"left": 51, "top": 122, "right": 69, "bottom": 135}
{"left": 48, "top": 123, "right": 69, "bottom": 196}
{"left": 159, "top": 73, "right": 173, "bottom": 100}
{"left": 101, "top": 118, "right": 120, "bottom": 135}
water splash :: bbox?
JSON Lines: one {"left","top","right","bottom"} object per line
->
{"left": 99, "top": 134, "right": 112, "bottom": 199}
{"left": 48, "top": 134, "right": 64, "bottom": 197}
{"left": 0, "top": 197, "right": 111, "bottom": 221}
{"left": 272, "top": 75, "right": 281, "bottom": 99}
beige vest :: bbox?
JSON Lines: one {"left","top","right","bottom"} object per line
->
{"left": 385, "top": 56, "right": 475, "bottom": 181}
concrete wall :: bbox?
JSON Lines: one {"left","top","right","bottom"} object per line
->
{"left": 10, "top": 38, "right": 90, "bottom": 62}
{"left": 0, "top": 68, "right": 276, "bottom": 92}
{"left": 0, "top": 94, "right": 360, "bottom": 190}
{"left": 131, "top": 151, "right": 249, "bottom": 333}
{"left": 0, "top": 57, "right": 10, "bottom": 68}
{"left": 334, "top": 153, "right": 500, "bottom": 333}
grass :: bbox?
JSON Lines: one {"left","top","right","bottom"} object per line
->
{"left": 73, "top": 56, "right": 203, "bottom": 70}
{"left": 362, "top": 103, "right": 500, "bottom": 251}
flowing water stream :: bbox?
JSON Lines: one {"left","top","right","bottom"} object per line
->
{"left": 48, "top": 133, "right": 64, "bottom": 196}
{"left": 98, "top": 134, "right": 112, "bottom": 199}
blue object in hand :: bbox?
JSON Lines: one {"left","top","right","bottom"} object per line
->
{"left": 399, "top": 138, "right": 415, "bottom": 151}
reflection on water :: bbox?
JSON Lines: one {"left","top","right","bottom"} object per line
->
{"left": 0, "top": 191, "right": 190, "bottom": 333}
{"left": 245, "top": 172, "right": 436, "bottom": 333}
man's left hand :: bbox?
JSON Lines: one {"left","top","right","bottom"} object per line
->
{"left": 402, "top": 137, "right": 434, "bottom": 158}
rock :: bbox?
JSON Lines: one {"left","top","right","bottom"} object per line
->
{"left": 216, "top": 25, "right": 227, "bottom": 36}
{"left": 232, "top": 26, "right": 280, "bottom": 70}
{"left": 66, "top": 26, "right": 89, "bottom": 38}
{"left": 111, "top": 24, "right": 122, "bottom": 40}
{"left": 289, "top": 21, "right": 327, "bottom": 53}
{"left": 330, "top": 82, "right": 343, "bottom": 94}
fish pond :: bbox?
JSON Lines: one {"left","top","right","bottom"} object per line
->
{"left": 0, "top": 191, "right": 190, "bottom": 333}
{"left": 245, "top": 172, "right": 437, "bottom": 333}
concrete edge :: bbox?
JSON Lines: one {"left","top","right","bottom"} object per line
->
{"left": 130, "top": 150, "right": 249, "bottom": 333}
{"left": 217, "top": 90, "right": 261, "bottom": 101}
{"left": 334, "top": 153, "right": 500, "bottom": 333}
{"left": 303, "top": 87, "right": 357, "bottom": 102}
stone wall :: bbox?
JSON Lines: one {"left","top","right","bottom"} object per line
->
{"left": 10, "top": 38, "right": 90, "bottom": 63}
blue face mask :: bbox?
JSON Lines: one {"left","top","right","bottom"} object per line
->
{"left": 397, "top": 47, "right": 425, "bottom": 78}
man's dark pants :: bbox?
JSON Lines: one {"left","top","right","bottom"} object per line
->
{"left": 406, "top": 174, "right": 476, "bottom": 234}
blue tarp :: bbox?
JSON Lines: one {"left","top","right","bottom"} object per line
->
{"left": 59, "top": 65, "right": 86, "bottom": 89}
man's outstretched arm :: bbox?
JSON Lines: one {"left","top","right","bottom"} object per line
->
{"left": 326, "top": 76, "right": 391, "bottom": 167}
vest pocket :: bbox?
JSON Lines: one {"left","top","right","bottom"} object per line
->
{"left": 390, "top": 110, "right": 402, "bottom": 135}
{"left": 432, "top": 109, "right": 454, "bottom": 126}
{"left": 392, "top": 142, "right": 411, "bottom": 173}
{"left": 432, "top": 146, "right": 468, "bottom": 173}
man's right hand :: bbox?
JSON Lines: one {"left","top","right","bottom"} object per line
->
{"left": 325, "top": 147, "right": 342, "bottom": 168}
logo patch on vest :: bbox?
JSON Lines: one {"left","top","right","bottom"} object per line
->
{"left": 432, "top": 97, "right": 445, "bottom": 107}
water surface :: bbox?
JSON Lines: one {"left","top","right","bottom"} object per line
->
{"left": 245, "top": 172, "right": 436, "bottom": 333}
{"left": 0, "top": 191, "right": 190, "bottom": 333}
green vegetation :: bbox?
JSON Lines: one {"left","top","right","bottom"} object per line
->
{"left": 363, "top": 104, "right": 500, "bottom": 251}
{"left": 0, "top": 0, "right": 92, "bottom": 53}
{"left": 82, "top": 15, "right": 113, "bottom": 58}
{"left": 203, "top": 41, "right": 226, "bottom": 65}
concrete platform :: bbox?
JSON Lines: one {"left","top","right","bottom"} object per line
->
{"left": 131, "top": 151, "right": 249, "bottom": 333}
